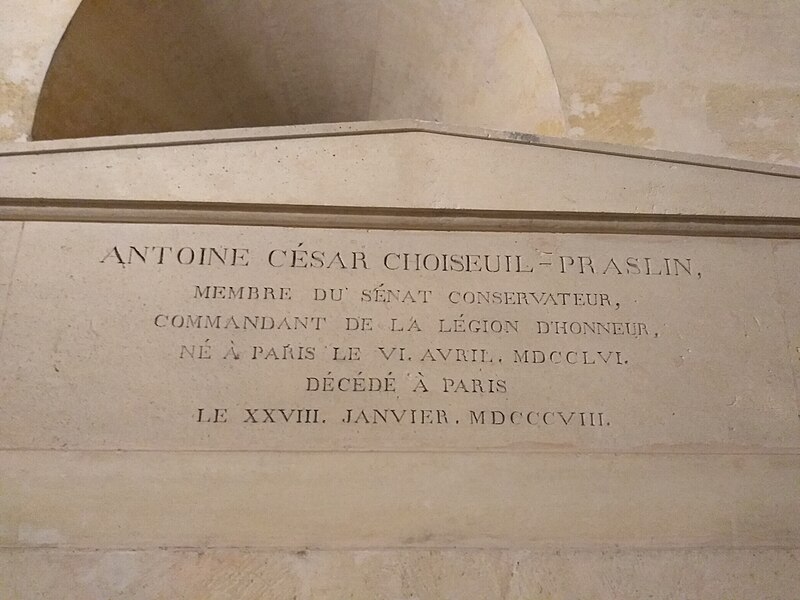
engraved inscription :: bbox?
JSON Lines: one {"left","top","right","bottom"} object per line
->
{"left": 99, "top": 234, "right": 692, "bottom": 435}
{"left": 1, "top": 222, "right": 799, "bottom": 452}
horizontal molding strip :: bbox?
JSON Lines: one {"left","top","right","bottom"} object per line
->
{"left": 3, "top": 198, "right": 800, "bottom": 239}
{"left": 0, "top": 447, "right": 798, "bottom": 457}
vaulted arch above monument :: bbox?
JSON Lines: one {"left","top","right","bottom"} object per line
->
{"left": 31, "top": 0, "right": 565, "bottom": 140}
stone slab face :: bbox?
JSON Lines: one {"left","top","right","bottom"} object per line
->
{"left": 2, "top": 221, "right": 800, "bottom": 455}
{"left": 1, "top": 125, "right": 799, "bottom": 598}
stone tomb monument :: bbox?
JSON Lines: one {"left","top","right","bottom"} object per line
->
{"left": 1, "top": 121, "right": 799, "bottom": 597}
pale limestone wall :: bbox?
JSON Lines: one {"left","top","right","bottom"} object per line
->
{"left": 2, "top": 125, "right": 800, "bottom": 600}
{"left": 524, "top": 0, "right": 800, "bottom": 165}
{"left": 0, "top": 0, "right": 81, "bottom": 142}
{"left": 2, "top": 4, "right": 800, "bottom": 599}
{"left": 1, "top": 0, "right": 799, "bottom": 165}
{"left": 13, "top": 0, "right": 568, "bottom": 141}
{"left": 4, "top": 549, "right": 799, "bottom": 600}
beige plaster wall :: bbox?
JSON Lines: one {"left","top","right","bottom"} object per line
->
{"left": 1, "top": 3, "right": 800, "bottom": 598}
{"left": 26, "top": 0, "right": 568, "bottom": 140}
{"left": 1, "top": 0, "right": 799, "bottom": 165}
{"left": 0, "top": 0, "right": 81, "bottom": 142}
{"left": 524, "top": 0, "right": 800, "bottom": 165}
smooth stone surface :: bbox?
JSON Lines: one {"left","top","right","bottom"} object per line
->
{"left": 31, "top": 0, "right": 564, "bottom": 140}
{"left": 2, "top": 451, "right": 798, "bottom": 549}
{"left": 2, "top": 128, "right": 799, "bottom": 598}
{"left": 3, "top": 548, "right": 799, "bottom": 600}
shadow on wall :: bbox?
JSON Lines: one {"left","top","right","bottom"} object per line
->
{"left": 31, "top": 0, "right": 565, "bottom": 140}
